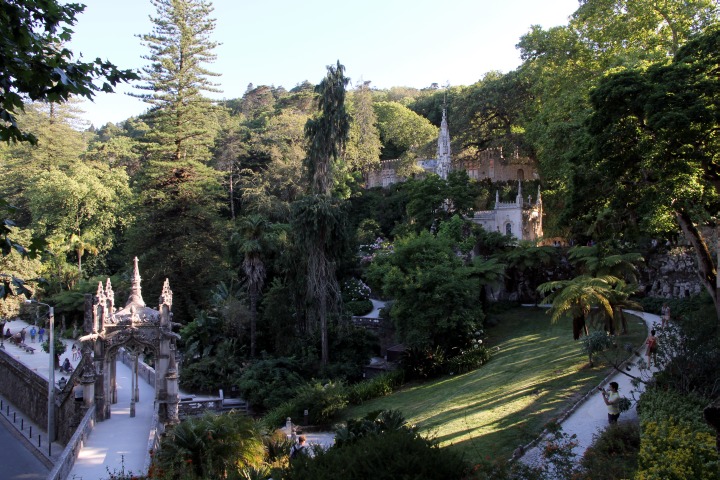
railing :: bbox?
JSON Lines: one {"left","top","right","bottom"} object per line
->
{"left": 352, "top": 316, "right": 382, "bottom": 329}
{"left": 118, "top": 348, "right": 156, "bottom": 387}
{"left": 178, "top": 398, "right": 223, "bottom": 419}
{"left": 144, "top": 403, "right": 162, "bottom": 474}
{"left": 47, "top": 405, "right": 96, "bottom": 480}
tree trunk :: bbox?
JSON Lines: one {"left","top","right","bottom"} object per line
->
{"left": 249, "top": 287, "right": 258, "bottom": 358}
{"left": 320, "top": 293, "right": 328, "bottom": 365}
{"left": 675, "top": 210, "right": 718, "bottom": 324}
{"left": 573, "top": 315, "right": 587, "bottom": 340}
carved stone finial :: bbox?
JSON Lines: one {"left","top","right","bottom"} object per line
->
{"left": 159, "top": 278, "right": 173, "bottom": 308}
{"left": 126, "top": 257, "right": 146, "bottom": 307}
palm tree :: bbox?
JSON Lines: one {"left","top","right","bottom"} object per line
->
{"left": 232, "top": 214, "right": 274, "bottom": 358}
{"left": 470, "top": 256, "right": 506, "bottom": 305}
{"left": 537, "top": 275, "right": 617, "bottom": 339}
{"left": 68, "top": 231, "right": 99, "bottom": 275}
{"left": 567, "top": 244, "right": 644, "bottom": 282}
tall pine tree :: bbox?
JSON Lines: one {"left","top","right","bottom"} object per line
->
{"left": 134, "top": 0, "right": 222, "bottom": 162}
{"left": 126, "top": 0, "right": 227, "bottom": 323}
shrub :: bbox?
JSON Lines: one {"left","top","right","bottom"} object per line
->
{"left": 261, "top": 400, "right": 298, "bottom": 431}
{"left": 347, "top": 369, "right": 404, "bottom": 405}
{"left": 636, "top": 388, "right": 719, "bottom": 479}
{"left": 344, "top": 299, "right": 373, "bottom": 316}
{"left": 578, "top": 422, "right": 640, "bottom": 480}
{"left": 234, "top": 356, "right": 307, "bottom": 411}
{"left": 153, "top": 412, "right": 264, "bottom": 479}
{"left": 180, "top": 356, "right": 239, "bottom": 393}
{"left": 445, "top": 346, "right": 490, "bottom": 375}
{"left": 293, "top": 381, "right": 348, "bottom": 426}
{"left": 637, "top": 419, "right": 718, "bottom": 479}
{"left": 285, "top": 426, "right": 467, "bottom": 480}
{"left": 401, "top": 345, "right": 446, "bottom": 380}
{"left": 334, "top": 409, "right": 410, "bottom": 447}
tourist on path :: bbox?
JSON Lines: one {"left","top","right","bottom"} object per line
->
{"left": 646, "top": 329, "right": 658, "bottom": 367}
{"left": 661, "top": 303, "right": 670, "bottom": 328}
{"left": 20, "top": 327, "right": 26, "bottom": 344}
{"left": 38, "top": 326, "right": 45, "bottom": 343}
{"left": 290, "top": 435, "right": 307, "bottom": 459}
{"left": 600, "top": 382, "right": 621, "bottom": 424}
{"left": 30, "top": 326, "right": 37, "bottom": 343}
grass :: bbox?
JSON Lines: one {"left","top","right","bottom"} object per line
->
{"left": 343, "top": 307, "right": 648, "bottom": 462}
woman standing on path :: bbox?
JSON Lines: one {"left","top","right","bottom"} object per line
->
{"left": 600, "top": 382, "right": 621, "bottom": 424}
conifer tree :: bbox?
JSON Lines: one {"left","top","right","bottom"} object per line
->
{"left": 134, "top": 0, "right": 222, "bottom": 162}
{"left": 126, "top": 0, "right": 226, "bottom": 323}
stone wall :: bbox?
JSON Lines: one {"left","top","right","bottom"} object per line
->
{"left": 56, "top": 356, "right": 90, "bottom": 444}
{"left": 639, "top": 246, "right": 705, "bottom": 298}
{"left": 0, "top": 350, "right": 89, "bottom": 445}
{"left": 0, "top": 350, "right": 50, "bottom": 434}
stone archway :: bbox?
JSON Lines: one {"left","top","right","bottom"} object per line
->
{"left": 80, "top": 258, "right": 180, "bottom": 426}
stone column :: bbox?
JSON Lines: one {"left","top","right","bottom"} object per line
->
{"left": 165, "top": 354, "right": 179, "bottom": 425}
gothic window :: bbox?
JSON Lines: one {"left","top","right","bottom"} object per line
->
{"left": 505, "top": 223, "right": 512, "bottom": 236}
{"left": 517, "top": 169, "right": 525, "bottom": 180}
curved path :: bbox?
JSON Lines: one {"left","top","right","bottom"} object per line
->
{"left": 520, "top": 310, "right": 658, "bottom": 466}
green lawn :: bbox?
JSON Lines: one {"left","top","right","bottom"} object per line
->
{"left": 344, "top": 307, "right": 647, "bottom": 461}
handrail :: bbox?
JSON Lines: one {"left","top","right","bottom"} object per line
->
{"left": 47, "top": 405, "right": 96, "bottom": 480}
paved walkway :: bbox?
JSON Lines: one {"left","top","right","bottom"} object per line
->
{"left": 68, "top": 360, "right": 155, "bottom": 480}
{"left": 520, "top": 310, "right": 658, "bottom": 466}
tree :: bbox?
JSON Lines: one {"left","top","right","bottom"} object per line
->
{"left": 304, "top": 60, "right": 351, "bottom": 196}
{"left": 345, "top": 81, "right": 382, "bottom": 178}
{"left": 366, "top": 231, "right": 484, "bottom": 352}
{"left": 0, "top": 0, "right": 136, "bottom": 144}
{"left": 297, "top": 61, "right": 352, "bottom": 365}
{"left": 127, "top": 0, "right": 227, "bottom": 323}
{"left": 569, "top": 26, "right": 720, "bottom": 323}
{"left": 537, "top": 275, "right": 617, "bottom": 340}
{"left": 134, "top": 0, "right": 222, "bottom": 163}
{"left": 374, "top": 101, "right": 438, "bottom": 161}
{"left": 231, "top": 214, "right": 282, "bottom": 357}
{"left": 25, "top": 160, "right": 131, "bottom": 276}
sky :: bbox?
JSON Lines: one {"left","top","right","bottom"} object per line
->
{"left": 67, "top": 0, "right": 581, "bottom": 127}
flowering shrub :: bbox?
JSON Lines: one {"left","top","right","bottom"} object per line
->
{"left": 358, "top": 237, "right": 393, "bottom": 264}
{"left": 341, "top": 278, "right": 371, "bottom": 303}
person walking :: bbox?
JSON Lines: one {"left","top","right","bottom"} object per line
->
{"left": 600, "top": 382, "right": 621, "bottom": 424}
{"left": 646, "top": 329, "right": 658, "bottom": 367}
{"left": 290, "top": 435, "right": 307, "bottom": 459}
{"left": 30, "top": 326, "right": 37, "bottom": 343}
{"left": 38, "top": 326, "right": 45, "bottom": 343}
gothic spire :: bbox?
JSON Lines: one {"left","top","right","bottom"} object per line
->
{"left": 436, "top": 104, "right": 452, "bottom": 180}
{"left": 126, "top": 257, "right": 146, "bottom": 307}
